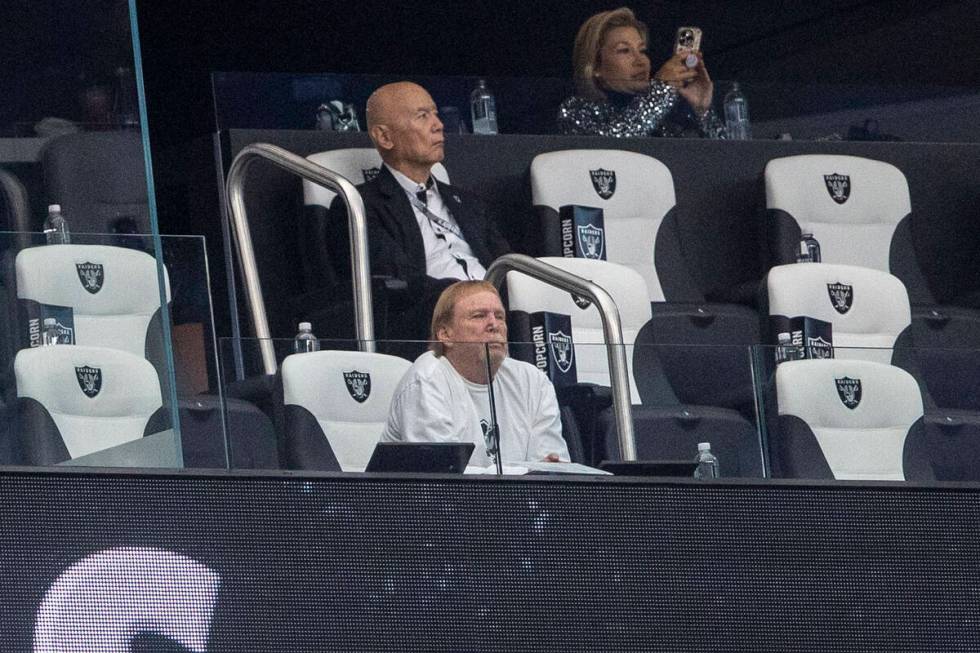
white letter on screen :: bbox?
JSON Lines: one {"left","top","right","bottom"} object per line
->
{"left": 33, "top": 547, "right": 220, "bottom": 652}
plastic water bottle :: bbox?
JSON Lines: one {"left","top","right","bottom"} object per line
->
{"left": 470, "top": 79, "right": 498, "bottom": 135}
{"left": 293, "top": 321, "right": 320, "bottom": 354}
{"left": 43, "top": 204, "right": 70, "bottom": 245}
{"left": 41, "top": 318, "right": 62, "bottom": 346}
{"left": 723, "top": 82, "right": 751, "bottom": 140}
{"left": 796, "top": 238, "right": 812, "bottom": 263}
{"left": 775, "top": 332, "right": 793, "bottom": 364}
{"left": 800, "top": 233, "right": 821, "bottom": 263}
{"left": 775, "top": 331, "right": 805, "bottom": 364}
{"left": 693, "top": 442, "right": 720, "bottom": 479}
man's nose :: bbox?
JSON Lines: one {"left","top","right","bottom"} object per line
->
{"left": 433, "top": 115, "right": 444, "bottom": 132}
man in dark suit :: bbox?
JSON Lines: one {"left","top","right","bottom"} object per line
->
{"left": 326, "top": 81, "right": 510, "bottom": 343}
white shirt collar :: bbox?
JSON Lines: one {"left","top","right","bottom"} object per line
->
{"left": 385, "top": 163, "right": 435, "bottom": 196}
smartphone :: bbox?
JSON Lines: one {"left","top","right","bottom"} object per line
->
{"left": 674, "top": 26, "right": 703, "bottom": 55}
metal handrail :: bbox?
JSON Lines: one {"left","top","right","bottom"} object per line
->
{"left": 225, "top": 143, "right": 375, "bottom": 374}
{"left": 485, "top": 254, "right": 637, "bottom": 461}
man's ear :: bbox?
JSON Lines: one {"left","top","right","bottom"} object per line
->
{"left": 370, "top": 124, "right": 394, "bottom": 151}
{"left": 437, "top": 325, "right": 453, "bottom": 348}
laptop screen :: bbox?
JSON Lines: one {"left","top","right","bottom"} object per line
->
{"left": 365, "top": 442, "right": 475, "bottom": 473}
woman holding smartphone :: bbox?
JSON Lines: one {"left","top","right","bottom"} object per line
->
{"left": 557, "top": 7, "right": 726, "bottom": 138}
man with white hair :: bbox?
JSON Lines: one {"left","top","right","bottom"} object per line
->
{"left": 382, "top": 280, "right": 569, "bottom": 467}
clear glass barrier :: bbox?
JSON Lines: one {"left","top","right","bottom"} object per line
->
{"left": 0, "top": 232, "right": 223, "bottom": 470}
{"left": 220, "top": 337, "right": 765, "bottom": 478}
{"left": 1, "top": 6, "right": 139, "bottom": 140}
{"left": 0, "top": 2, "right": 192, "bottom": 470}
{"left": 220, "top": 337, "right": 496, "bottom": 474}
{"left": 211, "top": 72, "right": 575, "bottom": 136}
{"left": 739, "top": 80, "right": 980, "bottom": 143}
{"left": 211, "top": 71, "right": 980, "bottom": 142}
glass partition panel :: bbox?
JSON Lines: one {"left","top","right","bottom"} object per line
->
{"left": 211, "top": 71, "right": 980, "bottom": 142}
{"left": 220, "top": 337, "right": 502, "bottom": 474}
{"left": 736, "top": 80, "right": 980, "bottom": 143}
{"left": 751, "top": 343, "right": 980, "bottom": 483}
{"left": 220, "top": 337, "right": 765, "bottom": 478}
{"left": 0, "top": 232, "right": 223, "bottom": 469}
{"left": 0, "top": 1, "right": 186, "bottom": 468}
{"left": 211, "top": 72, "right": 575, "bottom": 135}
{"left": 554, "top": 341, "right": 764, "bottom": 478}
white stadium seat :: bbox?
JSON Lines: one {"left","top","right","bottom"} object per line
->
{"left": 773, "top": 358, "right": 928, "bottom": 481}
{"left": 280, "top": 349, "right": 411, "bottom": 471}
{"left": 765, "top": 262, "right": 912, "bottom": 364}
{"left": 530, "top": 149, "right": 680, "bottom": 302}
{"left": 506, "top": 257, "right": 649, "bottom": 403}
{"left": 765, "top": 154, "right": 912, "bottom": 275}
{"left": 15, "top": 244, "right": 171, "bottom": 360}
{"left": 13, "top": 345, "right": 167, "bottom": 464}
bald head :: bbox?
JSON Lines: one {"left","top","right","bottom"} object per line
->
{"left": 365, "top": 82, "right": 444, "bottom": 183}
{"left": 366, "top": 82, "right": 424, "bottom": 130}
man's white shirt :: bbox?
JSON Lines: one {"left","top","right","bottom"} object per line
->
{"left": 386, "top": 164, "right": 487, "bottom": 281}
{"left": 382, "top": 351, "right": 569, "bottom": 467}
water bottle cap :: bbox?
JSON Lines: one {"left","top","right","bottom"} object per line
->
{"left": 43, "top": 318, "right": 56, "bottom": 326}
{"left": 48, "top": 204, "right": 61, "bottom": 213}
{"left": 298, "top": 321, "right": 312, "bottom": 331}
{"left": 697, "top": 442, "right": 712, "bottom": 452}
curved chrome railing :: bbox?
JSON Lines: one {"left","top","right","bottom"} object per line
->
{"left": 225, "top": 143, "right": 374, "bottom": 374}
{"left": 485, "top": 254, "right": 637, "bottom": 461}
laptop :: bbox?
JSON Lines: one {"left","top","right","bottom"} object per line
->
{"left": 599, "top": 460, "right": 699, "bottom": 477}
{"left": 365, "top": 442, "right": 475, "bottom": 474}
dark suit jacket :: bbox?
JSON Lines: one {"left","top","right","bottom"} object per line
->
{"left": 325, "top": 164, "right": 511, "bottom": 296}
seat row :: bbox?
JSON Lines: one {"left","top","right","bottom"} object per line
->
{"left": 292, "top": 146, "right": 980, "bottom": 480}
{"left": 2, "top": 246, "right": 974, "bottom": 482}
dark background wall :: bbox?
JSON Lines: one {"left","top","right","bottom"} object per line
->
{"left": 132, "top": 0, "right": 980, "bottom": 147}
{"left": 4, "top": 1, "right": 978, "bottom": 143}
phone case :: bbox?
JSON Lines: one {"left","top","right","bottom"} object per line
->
{"left": 674, "top": 26, "right": 702, "bottom": 54}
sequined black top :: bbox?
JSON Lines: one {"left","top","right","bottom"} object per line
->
{"left": 557, "top": 80, "right": 727, "bottom": 139}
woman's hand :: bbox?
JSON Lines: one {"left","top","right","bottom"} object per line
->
{"left": 654, "top": 52, "right": 698, "bottom": 88}
{"left": 677, "top": 52, "right": 715, "bottom": 115}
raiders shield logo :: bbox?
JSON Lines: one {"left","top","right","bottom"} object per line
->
{"left": 480, "top": 418, "right": 499, "bottom": 458}
{"left": 827, "top": 282, "right": 853, "bottom": 314}
{"left": 570, "top": 293, "right": 592, "bottom": 310}
{"left": 589, "top": 168, "right": 616, "bottom": 200}
{"left": 75, "top": 262, "right": 105, "bottom": 294}
{"left": 75, "top": 365, "right": 102, "bottom": 398}
{"left": 548, "top": 330, "right": 574, "bottom": 374}
{"left": 823, "top": 173, "right": 851, "bottom": 204}
{"left": 342, "top": 370, "right": 371, "bottom": 403}
{"left": 807, "top": 336, "right": 834, "bottom": 359}
{"left": 576, "top": 223, "right": 605, "bottom": 260}
{"left": 361, "top": 167, "right": 381, "bottom": 182}
{"left": 835, "top": 377, "right": 862, "bottom": 409}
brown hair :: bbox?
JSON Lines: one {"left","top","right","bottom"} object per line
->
{"left": 572, "top": 7, "right": 649, "bottom": 101}
{"left": 429, "top": 280, "right": 501, "bottom": 357}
